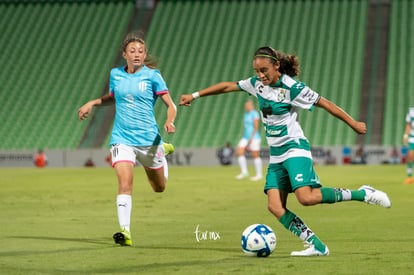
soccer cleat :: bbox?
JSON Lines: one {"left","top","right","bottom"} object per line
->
{"left": 404, "top": 177, "right": 413, "bottom": 184}
{"left": 236, "top": 173, "right": 249, "bottom": 180}
{"left": 250, "top": 175, "right": 263, "bottom": 181}
{"left": 113, "top": 229, "right": 132, "bottom": 246}
{"left": 291, "top": 243, "right": 329, "bottom": 257}
{"left": 359, "top": 185, "right": 391, "bottom": 208}
{"left": 163, "top": 142, "right": 175, "bottom": 156}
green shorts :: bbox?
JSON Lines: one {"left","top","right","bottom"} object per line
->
{"left": 408, "top": 142, "right": 414, "bottom": 151}
{"left": 264, "top": 157, "right": 321, "bottom": 193}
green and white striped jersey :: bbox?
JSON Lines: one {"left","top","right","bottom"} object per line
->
{"left": 405, "top": 107, "right": 414, "bottom": 144}
{"left": 237, "top": 74, "right": 320, "bottom": 163}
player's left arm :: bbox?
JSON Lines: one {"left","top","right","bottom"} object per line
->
{"left": 403, "top": 123, "right": 410, "bottom": 145}
{"left": 315, "top": 96, "right": 366, "bottom": 135}
{"left": 160, "top": 93, "right": 177, "bottom": 133}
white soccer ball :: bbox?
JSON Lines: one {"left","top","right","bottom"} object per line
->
{"left": 241, "top": 224, "right": 277, "bottom": 257}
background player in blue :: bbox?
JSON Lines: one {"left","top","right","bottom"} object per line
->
{"left": 180, "top": 46, "right": 391, "bottom": 256}
{"left": 403, "top": 107, "right": 414, "bottom": 184}
{"left": 78, "top": 31, "right": 176, "bottom": 246}
{"left": 236, "top": 99, "right": 263, "bottom": 181}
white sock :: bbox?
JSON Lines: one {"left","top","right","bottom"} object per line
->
{"left": 116, "top": 194, "right": 132, "bottom": 231}
{"left": 162, "top": 156, "right": 169, "bottom": 180}
{"left": 253, "top": 157, "right": 262, "bottom": 177}
{"left": 238, "top": 155, "right": 248, "bottom": 174}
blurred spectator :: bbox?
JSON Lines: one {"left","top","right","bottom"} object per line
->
{"left": 342, "top": 146, "right": 352, "bottom": 164}
{"left": 105, "top": 153, "right": 112, "bottom": 166}
{"left": 388, "top": 146, "right": 400, "bottom": 164}
{"left": 351, "top": 145, "right": 367, "bottom": 164}
{"left": 84, "top": 158, "right": 95, "bottom": 167}
{"left": 217, "top": 141, "right": 234, "bottom": 165}
{"left": 324, "top": 150, "right": 337, "bottom": 165}
{"left": 33, "top": 149, "right": 47, "bottom": 168}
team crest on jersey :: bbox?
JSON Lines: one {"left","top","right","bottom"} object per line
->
{"left": 277, "top": 89, "right": 286, "bottom": 102}
{"left": 138, "top": 81, "right": 148, "bottom": 92}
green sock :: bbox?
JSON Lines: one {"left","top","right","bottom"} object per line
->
{"left": 320, "top": 187, "right": 365, "bottom": 203}
{"left": 279, "top": 209, "right": 327, "bottom": 253}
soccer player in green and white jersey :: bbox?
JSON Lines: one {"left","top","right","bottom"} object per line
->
{"left": 179, "top": 46, "right": 391, "bottom": 256}
{"left": 403, "top": 107, "right": 414, "bottom": 184}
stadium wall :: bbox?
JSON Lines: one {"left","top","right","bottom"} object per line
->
{"left": 0, "top": 146, "right": 406, "bottom": 168}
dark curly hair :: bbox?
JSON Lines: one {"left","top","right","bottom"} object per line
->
{"left": 253, "top": 46, "right": 300, "bottom": 77}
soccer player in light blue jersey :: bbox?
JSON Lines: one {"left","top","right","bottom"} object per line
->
{"left": 180, "top": 46, "right": 391, "bottom": 256}
{"left": 403, "top": 107, "right": 414, "bottom": 184}
{"left": 236, "top": 100, "right": 263, "bottom": 181}
{"left": 78, "top": 31, "right": 176, "bottom": 246}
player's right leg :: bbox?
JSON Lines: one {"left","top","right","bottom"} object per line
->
{"left": 267, "top": 189, "right": 329, "bottom": 257}
{"left": 111, "top": 144, "right": 136, "bottom": 246}
{"left": 404, "top": 149, "right": 414, "bottom": 184}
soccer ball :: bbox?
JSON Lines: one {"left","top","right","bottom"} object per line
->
{"left": 241, "top": 224, "right": 277, "bottom": 257}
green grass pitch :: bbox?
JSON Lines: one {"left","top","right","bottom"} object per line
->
{"left": 0, "top": 165, "right": 413, "bottom": 274}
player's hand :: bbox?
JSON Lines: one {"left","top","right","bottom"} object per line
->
{"left": 78, "top": 103, "right": 93, "bottom": 120}
{"left": 164, "top": 121, "right": 176, "bottom": 133}
{"left": 403, "top": 135, "right": 408, "bottom": 146}
{"left": 179, "top": 94, "right": 194, "bottom": 106}
{"left": 352, "top": 121, "right": 367, "bottom": 135}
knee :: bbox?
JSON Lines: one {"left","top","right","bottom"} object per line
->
{"left": 296, "top": 195, "right": 317, "bottom": 206}
{"left": 153, "top": 184, "right": 166, "bottom": 193}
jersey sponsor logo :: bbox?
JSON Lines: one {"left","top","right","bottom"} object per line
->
{"left": 293, "top": 82, "right": 305, "bottom": 90}
{"left": 258, "top": 83, "right": 265, "bottom": 93}
{"left": 262, "top": 105, "right": 273, "bottom": 118}
{"left": 265, "top": 124, "right": 287, "bottom": 137}
{"left": 302, "top": 88, "right": 317, "bottom": 102}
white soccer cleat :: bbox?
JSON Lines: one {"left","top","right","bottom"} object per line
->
{"left": 236, "top": 173, "right": 249, "bottom": 180}
{"left": 250, "top": 175, "right": 263, "bottom": 181}
{"left": 290, "top": 243, "right": 329, "bottom": 257}
{"left": 359, "top": 185, "right": 392, "bottom": 208}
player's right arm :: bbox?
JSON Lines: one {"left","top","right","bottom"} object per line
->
{"left": 179, "top": 82, "right": 240, "bottom": 106}
{"left": 78, "top": 94, "right": 114, "bottom": 120}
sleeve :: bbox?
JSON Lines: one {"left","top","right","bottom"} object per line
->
{"left": 109, "top": 68, "right": 116, "bottom": 97}
{"left": 237, "top": 76, "right": 259, "bottom": 96}
{"left": 152, "top": 70, "right": 169, "bottom": 96}
{"left": 406, "top": 110, "right": 411, "bottom": 123}
{"left": 290, "top": 82, "right": 320, "bottom": 110}
{"left": 253, "top": 110, "right": 260, "bottom": 120}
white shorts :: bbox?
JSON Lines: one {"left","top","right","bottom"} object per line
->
{"left": 237, "top": 138, "right": 261, "bottom": 151}
{"left": 110, "top": 144, "right": 164, "bottom": 169}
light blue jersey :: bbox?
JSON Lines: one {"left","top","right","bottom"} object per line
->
{"left": 243, "top": 110, "right": 261, "bottom": 140}
{"left": 109, "top": 65, "right": 168, "bottom": 146}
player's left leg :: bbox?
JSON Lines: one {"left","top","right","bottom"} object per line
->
{"left": 144, "top": 165, "right": 166, "bottom": 192}
{"left": 138, "top": 144, "right": 168, "bottom": 192}
{"left": 287, "top": 157, "right": 391, "bottom": 208}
